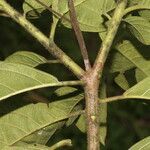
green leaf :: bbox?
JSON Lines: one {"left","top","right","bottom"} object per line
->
{"left": 2, "top": 143, "right": 50, "bottom": 150}
{"left": 116, "top": 40, "right": 150, "bottom": 76}
{"left": 99, "top": 82, "right": 107, "bottom": 145}
{"left": 135, "top": 68, "right": 147, "bottom": 83}
{"left": 124, "top": 77, "right": 150, "bottom": 100}
{"left": 20, "top": 87, "right": 81, "bottom": 145}
{"left": 5, "top": 51, "right": 47, "bottom": 67}
{"left": 0, "top": 62, "right": 59, "bottom": 101}
{"left": 124, "top": 16, "right": 150, "bottom": 45}
{"left": 129, "top": 136, "right": 150, "bottom": 150}
{"left": 0, "top": 89, "right": 83, "bottom": 148}
{"left": 21, "top": 122, "right": 64, "bottom": 145}
{"left": 23, "top": 0, "right": 52, "bottom": 19}
{"left": 109, "top": 51, "right": 135, "bottom": 73}
{"left": 66, "top": 104, "right": 82, "bottom": 127}
{"left": 76, "top": 114, "right": 86, "bottom": 133}
{"left": 115, "top": 73, "right": 130, "bottom": 90}
{"left": 62, "top": 0, "right": 115, "bottom": 32}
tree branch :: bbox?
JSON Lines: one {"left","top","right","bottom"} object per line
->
{"left": 93, "top": 0, "right": 127, "bottom": 75}
{"left": 0, "top": 0, "right": 84, "bottom": 78}
{"left": 68, "top": 0, "right": 91, "bottom": 70}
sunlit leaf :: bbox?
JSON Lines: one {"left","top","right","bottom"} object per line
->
{"left": 124, "top": 77, "right": 150, "bottom": 100}
{"left": 129, "top": 136, "right": 150, "bottom": 150}
{"left": 0, "top": 62, "right": 59, "bottom": 101}
{"left": 5, "top": 51, "right": 47, "bottom": 67}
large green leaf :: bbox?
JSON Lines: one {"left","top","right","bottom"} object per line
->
{"left": 129, "top": 136, "right": 150, "bottom": 150}
{"left": 124, "top": 77, "right": 150, "bottom": 100}
{"left": 124, "top": 16, "right": 150, "bottom": 45}
{"left": 5, "top": 51, "right": 47, "bottom": 67}
{"left": 0, "top": 89, "right": 83, "bottom": 148}
{"left": 0, "top": 62, "right": 59, "bottom": 101}
{"left": 20, "top": 87, "right": 81, "bottom": 145}
{"left": 23, "top": 0, "right": 52, "bottom": 19}
{"left": 62, "top": 0, "right": 116, "bottom": 32}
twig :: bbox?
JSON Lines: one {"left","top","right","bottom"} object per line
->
{"left": 49, "top": 139, "right": 72, "bottom": 150}
{"left": 93, "top": 0, "right": 127, "bottom": 75}
{"left": 34, "top": 0, "right": 70, "bottom": 23}
{"left": 68, "top": 0, "right": 91, "bottom": 70}
{"left": 100, "top": 95, "right": 150, "bottom": 103}
{"left": 0, "top": 0, "right": 85, "bottom": 78}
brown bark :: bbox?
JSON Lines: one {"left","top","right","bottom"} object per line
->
{"left": 83, "top": 70, "right": 100, "bottom": 150}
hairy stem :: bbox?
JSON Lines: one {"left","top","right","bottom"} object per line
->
{"left": 94, "top": 0, "right": 127, "bottom": 74}
{"left": 83, "top": 1, "right": 127, "bottom": 150}
{"left": 68, "top": 0, "right": 91, "bottom": 70}
{"left": 0, "top": 1, "right": 84, "bottom": 78}
{"left": 83, "top": 70, "right": 100, "bottom": 150}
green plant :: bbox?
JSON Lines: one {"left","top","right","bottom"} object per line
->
{"left": 0, "top": 0, "right": 149, "bottom": 149}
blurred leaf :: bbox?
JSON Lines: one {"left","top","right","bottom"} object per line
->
{"left": 135, "top": 68, "right": 147, "bottom": 83}
{"left": 66, "top": 104, "right": 82, "bottom": 127}
{"left": 62, "top": 0, "right": 115, "bottom": 32}
{"left": 139, "top": 10, "right": 150, "bottom": 21}
{"left": 23, "top": 0, "right": 52, "bottom": 19}
{"left": 116, "top": 40, "right": 150, "bottom": 76}
{"left": 109, "top": 51, "right": 135, "bottom": 73}
{"left": 124, "top": 16, "right": 150, "bottom": 45}
{"left": 99, "top": 82, "right": 107, "bottom": 145}
{"left": 115, "top": 73, "right": 130, "bottom": 90}
{"left": 76, "top": 114, "right": 86, "bottom": 133}
{"left": 5, "top": 51, "right": 47, "bottom": 67}
{"left": 138, "top": 0, "right": 150, "bottom": 19}
{"left": 0, "top": 62, "right": 59, "bottom": 101}
{"left": 129, "top": 136, "right": 150, "bottom": 150}
{"left": 124, "top": 77, "right": 150, "bottom": 100}
{"left": 0, "top": 89, "right": 83, "bottom": 148}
